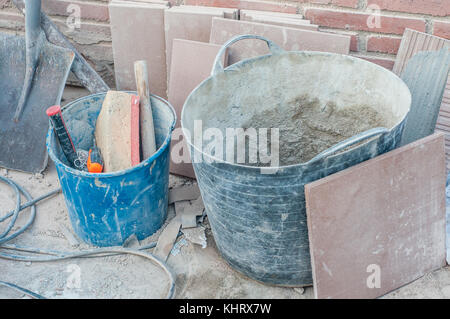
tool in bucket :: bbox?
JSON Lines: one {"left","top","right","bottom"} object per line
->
{"left": 87, "top": 140, "right": 104, "bottom": 173}
{"left": 46, "top": 105, "right": 78, "bottom": 168}
{"left": 134, "top": 60, "right": 157, "bottom": 160}
{"left": 0, "top": 0, "right": 74, "bottom": 173}
{"left": 46, "top": 105, "right": 102, "bottom": 172}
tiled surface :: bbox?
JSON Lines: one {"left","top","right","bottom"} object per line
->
{"left": 210, "top": 18, "right": 351, "bottom": 66}
{"left": 436, "top": 76, "right": 450, "bottom": 172}
{"left": 164, "top": 6, "right": 237, "bottom": 82}
{"left": 168, "top": 39, "right": 226, "bottom": 178}
{"left": 241, "top": 14, "right": 319, "bottom": 31}
{"left": 109, "top": 0, "right": 167, "bottom": 97}
{"left": 239, "top": 9, "right": 304, "bottom": 20}
{"left": 170, "top": 5, "right": 239, "bottom": 17}
{"left": 305, "top": 133, "right": 447, "bottom": 299}
{"left": 240, "top": 10, "right": 319, "bottom": 31}
{"left": 393, "top": 28, "right": 450, "bottom": 171}
{"left": 393, "top": 29, "right": 449, "bottom": 75}
{"left": 184, "top": 0, "right": 298, "bottom": 13}
{"left": 399, "top": 49, "right": 450, "bottom": 146}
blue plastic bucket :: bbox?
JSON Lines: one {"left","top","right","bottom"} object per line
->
{"left": 46, "top": 92, "right": 176, "bottom": 247}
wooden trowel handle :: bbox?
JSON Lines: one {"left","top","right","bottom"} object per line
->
{"left": 134, "top": 60, "right": 157, "bottom": 160}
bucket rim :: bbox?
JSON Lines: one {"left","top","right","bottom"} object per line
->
{"left": 46, "top": 91, "right": 177, "bottom": 178}
{"left": 181, "top": 50, "right": 410, "bottom": 171}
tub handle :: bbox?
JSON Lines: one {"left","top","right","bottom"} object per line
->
{"left": 307, "top": 127, "right": 390, "bottom": 164}
{"left": 211, "top": 34, "right": 284, "bottom": 76}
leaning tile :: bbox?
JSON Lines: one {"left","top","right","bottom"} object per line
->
{"left": 168, "top": 39, "right": 227, "bottom": 178}
{"left": 305, "top": 133, "right": 446, "bottom": 299}
{"left": 109, "top": 0, "right": 167, "bottom": 97}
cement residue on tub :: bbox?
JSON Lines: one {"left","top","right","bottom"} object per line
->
{"left": 236, "top": 94, "right": 393, "bottom": 166}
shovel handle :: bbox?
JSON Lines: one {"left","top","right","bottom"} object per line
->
{"left": 25, "top": 0, "right": 42, "bottom": 45}
{"left": 14, "top": 0, "right": 43, "bottom": 122}
{"left": 211, "top": 34, "right": 284, "bottom": 76}
{"left": 306, "top": 127, "right": 390, "bottom": 164}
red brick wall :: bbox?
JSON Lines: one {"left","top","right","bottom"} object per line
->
{"left": 186, "top": 0, "right": 450, "bottom": 70}
{"left": 301, "top": 0, "right": 449, "bottom": 69}
{"left": 0, "top": 0, "right": 448, "bottom": 86}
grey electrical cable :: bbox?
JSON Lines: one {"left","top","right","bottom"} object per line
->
{"left": 0, "top": 175, "right": 176, "bottom": 299}
{"left": 0, "top": 176, "right": 35, "bottom": 244}
{"left": 0, "top": 248, "right": 176, "bottom": 299}
{"left": 0, "top": 280, "right": 45, "bottom": 299}
{"left": 1, "top": 240, "right": 158, "bottom": 257}
{"left": 0, "top": 188, "right": 60, "bottom": 223}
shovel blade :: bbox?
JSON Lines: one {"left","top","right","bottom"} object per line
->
{"left": 0, "top": 33, "right": 74, "bottom": 173}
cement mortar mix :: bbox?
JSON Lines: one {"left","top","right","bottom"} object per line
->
{"left": 232, "top": 94, "right": 395, "bottom": 166}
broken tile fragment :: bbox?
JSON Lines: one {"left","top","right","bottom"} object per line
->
{"left": 168, "top": 184, "right": 201, "bottom": 204}
{"left": 154, "top": 217, "right": 182, "bottom": 261}
{"left": 182, "top": 226, "right": 207, "bottom": 248}
{"left": 174, "top": 197, "right": 205, "bottom": 229}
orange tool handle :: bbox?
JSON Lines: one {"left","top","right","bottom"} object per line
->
{"left": 87, "top": 148, "right": 103, "bottom": 173}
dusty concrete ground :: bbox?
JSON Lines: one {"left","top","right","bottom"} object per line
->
{"left": 1, "top": 86, "right": 449, "bottom": 299}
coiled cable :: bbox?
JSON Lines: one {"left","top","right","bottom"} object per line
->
{"left": 0, "top": 175, "right": 176, "bottom": 299}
